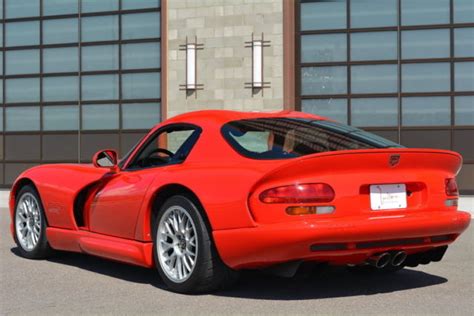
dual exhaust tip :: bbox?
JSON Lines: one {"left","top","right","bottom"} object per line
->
{"left": 367, "top": 251, "right": 407, "bottom": 269}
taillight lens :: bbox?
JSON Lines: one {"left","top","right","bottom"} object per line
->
{"left": 259, "top": 183, "right": 335, "bottom": 204}
{"left": 445, "top": 178, "right": 459, "bottom": 196}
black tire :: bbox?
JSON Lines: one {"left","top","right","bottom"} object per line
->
{"left": 152, "top": 195, "right": 239, "bottom": 293}
{"left": 13, "top": 185, "right": 53, "bottom": 259}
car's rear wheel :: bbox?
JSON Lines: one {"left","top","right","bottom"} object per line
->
{"left": 153, "top": 195, "right": 238, "bottom": 293}
{"left": 14, "top": 185, "right": 53, "bottom": 259}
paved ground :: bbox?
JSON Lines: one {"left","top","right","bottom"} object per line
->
{"left": 1, "top": 208, "right": 473, "bottom": 316}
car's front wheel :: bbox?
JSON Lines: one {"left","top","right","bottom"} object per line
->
{"left": 14, "top": 185, "right": 53, "bottom": 259}
{"left": 153, "top": 195, "right": 238, "bottom": 293}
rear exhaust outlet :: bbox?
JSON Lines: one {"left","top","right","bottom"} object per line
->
{"left": 367, "top": 252, "right": 391, "bottom": 269}
{"left": 391, "top": 251, "right": 407, "bottom": 267}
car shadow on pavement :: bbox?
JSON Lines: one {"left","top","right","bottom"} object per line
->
{"left": 10, "top": 247, "right": 165, "bottom": 289}
{"left": 11, "top": 247, "right": 448, "bottom": 300}
{"left": 219, "top": 267, "right": 448, "bottom": 300}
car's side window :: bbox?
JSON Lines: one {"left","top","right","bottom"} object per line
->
{"left": 126, "top": 125, "right": 200, "bottom": 170}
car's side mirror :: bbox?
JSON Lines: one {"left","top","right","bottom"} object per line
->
{"left": 92, "top": 149, "right": 119, "bottom": 172}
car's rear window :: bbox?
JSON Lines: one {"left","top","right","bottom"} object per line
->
{"left": 221, "top": 118, "right": 403, "bottom": 159}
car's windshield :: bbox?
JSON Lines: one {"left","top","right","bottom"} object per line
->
{"left": 221, "top": 118, "right": 403, "bottom": 159}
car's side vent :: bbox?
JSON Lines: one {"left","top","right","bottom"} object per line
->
{"left": 73, "top": 182, "right": 98, "bottom": 228}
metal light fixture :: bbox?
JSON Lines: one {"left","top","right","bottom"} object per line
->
{"left": 180, "top": 36, "right": 204, "bottom": 97}
{"left": 252, "top": 40, "right": 263, "bottom": 88}
{"left": 245, "top": 33, "right": 271, "bottom": 95}
{"left": 186, "top": 43, "right": 196, "bottom": 90}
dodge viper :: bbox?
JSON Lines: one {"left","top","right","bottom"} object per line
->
{"left": 9, "top": 110, "right": 471, "bottom": 293}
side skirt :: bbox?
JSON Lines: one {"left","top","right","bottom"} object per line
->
{"left": 46, "top": 227, "right": 154, "bottom": 268}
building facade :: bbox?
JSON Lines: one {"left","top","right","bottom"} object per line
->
{"left": 0, "top": 0, "right": 473, "bottom": 193}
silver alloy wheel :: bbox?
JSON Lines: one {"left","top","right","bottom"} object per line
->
{"left": 15, "top": 193, "right": 42, "bottom": 251}
{"left": 157, "top": 205, "right": 198, "bottom": 283}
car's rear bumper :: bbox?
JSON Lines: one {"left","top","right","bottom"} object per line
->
{"left": 213, "top": 210, "right": 471, "bottom": 269}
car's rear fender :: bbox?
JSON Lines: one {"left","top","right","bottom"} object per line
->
{"left": 131, "top": 159, "right": 286, "bottom": 241}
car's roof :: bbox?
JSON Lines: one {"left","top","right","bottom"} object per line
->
{"left": 163, "top": 110, "right": 329, "bottom": 126}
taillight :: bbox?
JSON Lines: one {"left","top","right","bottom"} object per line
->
{"left": 445, "top": 178, "right": 459, "bottom": 196}
{"left": 259, "top": 183, "right": 335, "bottom": 204}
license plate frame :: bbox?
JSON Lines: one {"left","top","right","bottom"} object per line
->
{"left": 370, "top": 184, "right": 407, "bottom": 210}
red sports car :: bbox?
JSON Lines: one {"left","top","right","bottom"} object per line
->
{"left": 9, "top": 110, "right": 471, "bottom": 293}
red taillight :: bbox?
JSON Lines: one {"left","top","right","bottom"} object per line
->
{"left": 445, "top": 178, "right": 459, "bottom": 196}
{"left": 259, "top": 183, "right": 335, "bottom": 204}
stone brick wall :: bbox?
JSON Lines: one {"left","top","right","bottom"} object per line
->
{"left": 166, "top": 0, "right": 284, "bottom": 118}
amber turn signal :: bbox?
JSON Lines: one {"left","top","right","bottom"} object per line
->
{"left": 286, "top": 206, "right": 335, "bottom": 216}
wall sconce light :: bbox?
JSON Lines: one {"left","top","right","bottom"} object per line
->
{"left": 180, "top": 36, "right": 204, "bottom": 97}
{"left": 186, "top": 43, "right": 197, "bottom": 89}
{"left": 252, "top": 40, "right": 263, "bottom": 88}
{"left": 245, "top": 33, "right": 271, "bottom": 96}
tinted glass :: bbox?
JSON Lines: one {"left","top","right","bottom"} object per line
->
{"left": 129, "top": 126, "right": 198, "bottom": 170}
{"left": 122, "top": 0, "right": 160, "bottom": 10}
{"left": 222, "top": 118, "right": 401, "bottom": 159}
{"left": 351, "top": 0, "right": 397, "bottom": 27}
{"left": 351, "top": 65, "right": 398, "bottom": 93}
{"left": 5, "top": 0, "right": 39, "bottom": 19}
{"left": 402, "top": 29, "right": 450, "bottom": 59}
{"left": 43, "top": 106, "right": 79, "bottom": 131}
{"left": 122, "top": 73, "right": 161, "bottom": 99}
{"left": 82, "top": 75, "right": 119, "bottom": 101}
{"left": 402, "top": 97, "right": 451, "bottom": 126}
{"left": 402, "top": 63, "right": 450, "bottom": 92}
{"left": 351, "top": 32, "right": 397, "bottom": 61}
{"left": 5, "top": 50, "right": 40, "bottom": 75}
{"left": 301, "top": 98, "right": 348, "bottom": 124}
{"left": 43, "top": 0, "right": 78, "bottom": 16}
{"left": 301, "top": 34, "right": 346, "bottom": 63}
{"left": 5, "top": 107, "right": 40, "bottom": 132}
{"left": 122, "top": 103, "right": 161, "bottom": 129}
{"left": 43, "top": 47, "right": 79, "bottom": 73}
{"left": 43, "top": 19, "right": 78, "bottom": 44}
{"left": 43, "top": 77, "right": 79, "bottom": 102}
{"left": 122, "top": 13, "right": 161, "bottom": 40}
{"left": 455, "top": 62, "right": 474, "bottom": 91}
{"left": 6, "top": 22, "right": 40, "bottom": 47}
{"left": 82, "top": 16, "right": 119, "bottom": 42}
{"left": 82, "top": 104, "right": 119, "bottom": 130}
{"left": 82, "top": 45, "right": 119, "bottom": 71}
{"left": 81, "top": 0, "right": 118, "bottom": 13}
{"left": 401, "top": 0, "right": 450, "bottom": 25}
{"left": 122, "top": 43, "right": 161, "bottom": 69}
{"left": 301, "top": 66, "right": 347, "bottom": 95}
{"left": 351, "top": 98, "right": 398, "bottom": 127}
{"left": 455, "top": 28, "right": 474, "bottom": 57}
{"left": 454, "top": 0, "right": 474, "bottom": 23}
{"left": 301, "top": 0, "right": 346, "bottom": 31}
{"left": 455, "top": 96, "right": 474, "bottom": 125}
{"left": 6, "top": 78, "right": 40, "bottom": 103}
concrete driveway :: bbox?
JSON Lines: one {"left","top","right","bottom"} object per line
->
{"left": 1, "top": 207, "right": 472, "bottom": 315}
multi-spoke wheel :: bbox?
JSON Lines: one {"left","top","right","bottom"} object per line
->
{"left": 153, "top": 195, "right": 239, "bottom": 293}
{"left": 14, "top": 185, "right": 53, "bottom": 259}
{"left": 157, "top": 206, "right": 198, "bottom": 283}
{"left": 16, "top": 192, "right": 42, "bottom": 251}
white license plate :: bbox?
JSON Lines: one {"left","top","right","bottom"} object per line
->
{"left": 370, "top": 184, "right": 407, "bottom": 210}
